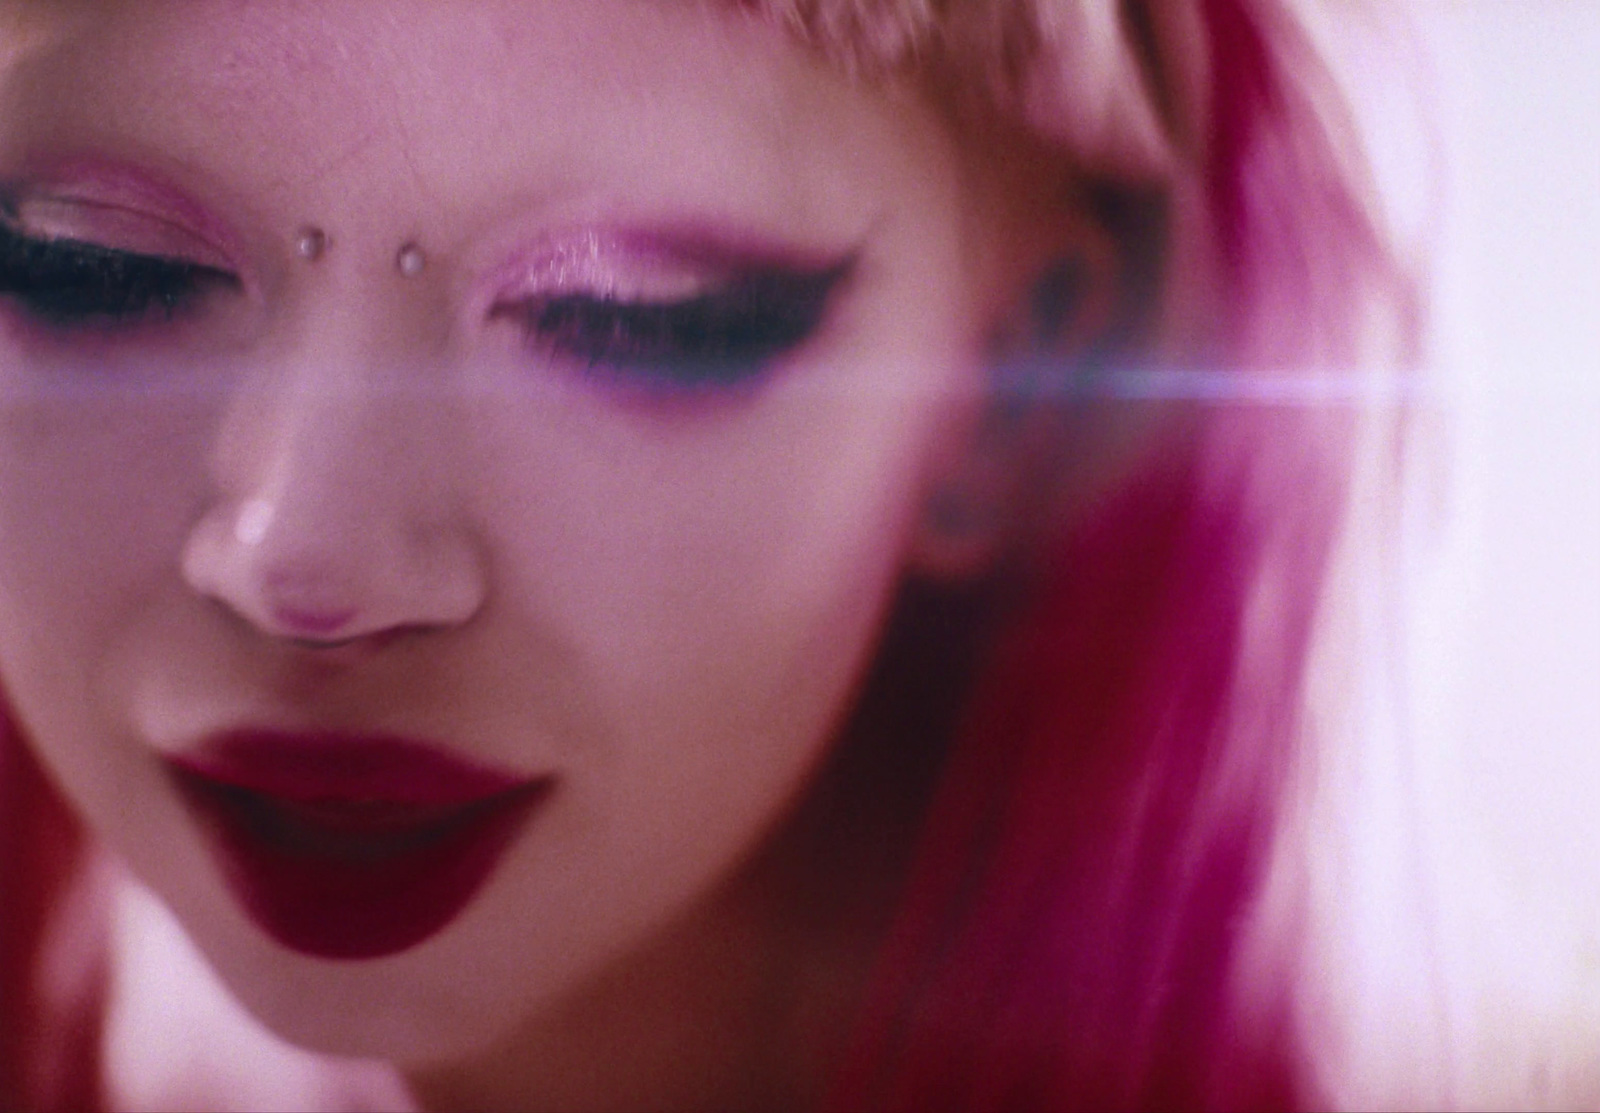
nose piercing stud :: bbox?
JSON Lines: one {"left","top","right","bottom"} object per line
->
{"left": 397, "top": 242, "right": 427, "bottom": 278}
{"left": 295, "top": 226, "right": 329, "bottom": 262}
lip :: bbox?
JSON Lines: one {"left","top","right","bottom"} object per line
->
{"left": 165, "top": 730, "right": 552, "bottom": 960}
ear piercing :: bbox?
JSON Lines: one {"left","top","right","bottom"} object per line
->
{"left": 396, "top": 242, "right": 427, "bottom": 278}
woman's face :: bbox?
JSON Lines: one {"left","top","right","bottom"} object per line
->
{"left": 0, "top": 0, "right": 1017, "bottom": 1061}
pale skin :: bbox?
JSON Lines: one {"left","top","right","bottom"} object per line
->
{"left": 0, "top": 2, "right": 1098, "bottom": 1109}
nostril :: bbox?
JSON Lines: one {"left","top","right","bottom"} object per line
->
{"left": 258, "top": 564, "right": 367, "bottom": 641}
{"left": 269, "top": 602, "right": 361, "bottom": 640}
{"left": 285, "top": 625, "right": 419, "bottom": 657}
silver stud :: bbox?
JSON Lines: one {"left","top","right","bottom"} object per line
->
{"left": 295, "top": 226, "right": 328, "bottom": 262}
{"left": 396, "top": 242, "right": 427, "bottom": 278}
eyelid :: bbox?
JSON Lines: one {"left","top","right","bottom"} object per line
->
{"left": 0, "top": 218, "right": 243, "bottom": 333}
{"left": 493, "top": 252, "right": 857, "bottom": 396}
{"left": 476, "top": 224, "right": 864, "bottom": 314}
{"left": 0, "top": 221, "right": 241, "bottom": 293}
{"left": 5, "top": 192, "right": 239, "bottom": 274}
{"left": 488, "top": 233, "right": 725, "bottom": 308}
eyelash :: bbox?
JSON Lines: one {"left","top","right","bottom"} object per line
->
{"left": 0, "top": 221, "right": 853, "bottom": 392}
{"left": 0, "top": 221, "right": 238, "bottom": 329}
{"left": 498, "top": 261, "right": 853, "bottom": 390}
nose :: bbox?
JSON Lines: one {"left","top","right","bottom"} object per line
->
{"left": 181, "top": 348, "right": 486, "bottom": 646}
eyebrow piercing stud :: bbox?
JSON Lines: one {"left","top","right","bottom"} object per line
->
{"left": 396, "top": 242, "right": 427, "bottom": 278}
{"left": 295, "top": 226, "right": 329, "bottom": 262}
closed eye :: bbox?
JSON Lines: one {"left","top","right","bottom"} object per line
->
{"left": 495, "top": 259, "right": 855, "bottom": 391}
{"left": 0, "top": 220, "right": 239, "bottom": 329}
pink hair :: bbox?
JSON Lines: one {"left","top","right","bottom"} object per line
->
{"left": 751, "top": 0, "right": 1415, "bottom": 1108}
{"left": 1, "top": 725, "right": 106, "bottom": 1112}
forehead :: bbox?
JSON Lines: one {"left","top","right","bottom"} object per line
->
{"left": 0, "top": 0, "right": 950, "bottom": 247}
{"left": 4, "top": 0, "right": 788, "bottom": 106}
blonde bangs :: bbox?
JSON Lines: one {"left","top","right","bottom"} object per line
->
{"left": 732, "top": 0, "right": 1200, "bottom": 179}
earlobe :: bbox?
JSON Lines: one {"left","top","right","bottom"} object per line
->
{"left": 908, "top": 221, "right": 1120, "bottom": 584}
{"left": 907, "top": 451, "right": 1012, "bottom": 582}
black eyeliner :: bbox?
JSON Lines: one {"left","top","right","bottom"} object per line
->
{"left": 0, "top": 219, "right": 238, "bottom": 327}
{"left": 513, "top": 254, "right": 857, "bottom": 389}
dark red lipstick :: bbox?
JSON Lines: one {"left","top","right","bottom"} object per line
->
{"left": 165, "top": 731, "right": 551, "bottom": 960}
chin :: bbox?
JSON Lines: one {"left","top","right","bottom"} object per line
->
{"left": 225, "top": 939, "right": 536, "bottom": 1066}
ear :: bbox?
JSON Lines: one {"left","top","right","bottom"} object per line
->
{"left": 906, "top": 211, "right": 1119, "bottom": 582}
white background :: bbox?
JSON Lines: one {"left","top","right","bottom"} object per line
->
{"left": 1415, "top": 0, "right": 1598, "bottom": 956}
{"left": 1405, "top": 2, "right": 1600, "bottom": 1104}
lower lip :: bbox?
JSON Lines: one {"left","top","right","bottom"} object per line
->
{"left": 165, "top": 734, "right": 552, "bottom": 961}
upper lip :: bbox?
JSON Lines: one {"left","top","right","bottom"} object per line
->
{"left": 166, "top": 728, "right": 540, "bottom": 811}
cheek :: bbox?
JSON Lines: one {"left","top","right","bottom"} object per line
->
{"left": 0, "top": 391, "right": 207, "bottom": 614}
{"left": 459, "top": 352, "right": 963, "bottom": 885}
{"left": 477, "top": 384, "right": 935, "bottom": 766}
{"left": 0, "top": 387, "right": 209, "bottom": 774}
